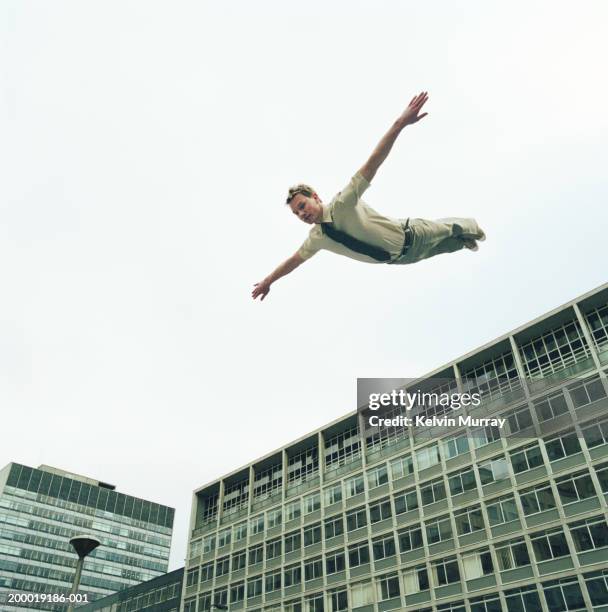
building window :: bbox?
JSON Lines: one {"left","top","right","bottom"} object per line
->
{"left": 462, "top": 548, "right": 494, "bottom": 580}
{"left": 215, "top": 556, "right": 229, "bottom": 577}
{"left": 442, "top": 434, "right": 470, "bottom": 459}
{"left": 534, "top": 391, "right": 569, "bottom": 422}
{"left": 478, "top": 456, "right": 509, "bottom": 485}
{"left": 469, "top": 593, "right": 502, "bottom": 612}
{"left": 323, "top": 482, "right": 342, "bottom": 506}
{"left": 350, "top": 581, "right": 374, "bottom": 607}
{"left": 583, "top": 417, "right": 608, "bottom": 449}
{"left": 344, "top": 474, "right": 365, "bottom": 498}
{"left": 250, "top": 514, "right": 264, "bottom": 535}
{"left": 230, "top": 581, "right": 244, "bottom": 603}
{"left": 217, "top": 528, "right": 231, "bottom": 548}
{"left": 367, "top": 464, "right": 389, "bottom": 489}
{"left": 542, "top": 577, "right": 586, "bottom": 611}
{"left": 200, "top": 562, "right": 214, "bottom": 582}
{"left": 304, "top": 593, "right": 324, "bottom": 612}
{"left": 288, "top": 446, "right": 319, "bottom": 486}
{"left": 556, "top": 470, "right": 597, "bottom": 504}
{"left": 584, "top": 569, "right": 608, "bottom": 608}
{"left": 184, "top": 599, "right": 197, "bottom": 612}
{"left": 433, "top": 555, "right": 460, "bottom": 585}
{"left": 369, "top": 498, "right": 392, "bottom": 523}
{"left": 189, "top": 539, "right": 202, "bottom": 559}
{"left": 544, "top": 431, "right": 582, "bottom": 461}
{"left": 376, "top": 574, "right": 400, "bottom": 601}
{"left": 504, "top": 586, "right": 542, "bottom": 611}
{"left": 425, "top": 515, "right": 452, "bottom": 544}
{"left": 461, "top": 350, "right": 521, "bottom": 400}
{"left": 586, "top": 303, "right": 608, "bottom": 349}
{"left": 304, "top": 557, "right": 323, "bottom": 581}
{"left": 346, "top": 507, "right": 367, "bottom": 532}
{"left": 202, "top": 534, "right": 215, "bottom": 555}
{"left": 420, "top": 477, "right": 446, "bottom": 505}
{"left": 324, "top": 515, "right": 344, "bottom": 539}
{"left": 285, "top": 600, "right": 303, "bottom": 612}
{"left": 329, "top": 588, "right": 348, "bottom": 611}
{"left": 223, "top": 478, "right": 249, "bottom": 515}
{"left": 253, "top": 462, "right": 282, "bottom": 500}
{"left": 394, "top": 487, "right": 418, "bottom": 514}
{"left": 569, "top": 515, "right": 608, "bottom": 552}
{"left": 506, "top": 405, "right": 533, "bottom": 433}
{"left": 186, "top": 567, "right": 199, "bottom": 587}
{"left": 248, "top": 544, "right": 263, "bottom": 566}
{"left": 265, "top": 569, "right": 281, "bottom": 593}
{"left": 390, "top": 454, "right": 414, "bottom": 479}
{"left": 510, "top": 443, "right": 544, "bottom": 473}
{"left": 415, "top": 443, "right": 440, "bottom": 470}
{"left": 486, "top": 494, "right": 519, "bottom": 525}
{"left": 372, "top": 534, "right": 396, "bottom": 560}
{"left": 398, "top": 525, "right": 424, "bottom": 552}
{"left": 246, "top": 576, "right": 262, "bottom": 598}
{"left": 596, "top": 463, "right": 608, "bottom": 492}
{"left": 303, "top": 523, "right": 322, "bottom": 547}
{"left": 531, "top": 528, "right": 570, "bottom": 561}
{"left": 284, "top": 563, "right": 301, "bottom": 587}
{"left": 520, "top": 319, "right": 591, "bottom": 378}
{"left": 448, "top": 466, "right": 477, "bottom": 495}
{"left": 472, "top": 425, "right": 501, "bottom": 448}
{"left": 326, "top": 549, "right": 346, "bottom": 574}
{"left": 231, "top": 551, "right": 245, "bottom": 572}
{"left": 454, "top": 505, "right": 484, "bottom": 535}
{"left": 267, "top": 507, "right": 282, "bottom": 529}
{"left": 325, "top": 425, "right": 361, "bottom": 469}
{"left": 213, "top": 588, "right": 227, "bottom": 607}
{"left": 233, "top": 521, "right": 247, "bottom": 542}
{"left": 519, "top": 483, "right": 556, "bottom": 515}
{"left": 403, "top": 564, "right": 429, "bottom": 594}
{"left": 286, "top": 499, "right": 301, "bottom": 522}
{"left": 197, "top": 593, "right": 211, "bottom": 611}
{"left": 266, "top": 537, "right": 281, "bottom": 560}
{"left": 284, "top": 530, "right": 301, "bottom": 553}
{"left": 568, "top": 374, "right": 607, "bottom": 408}
{"left": 348, "top": 541, "right": 370, "bottom": 567}
{"left": 495, "top": 537, "right": 530, "bottom": 570}
{"left": 303, "top": 492, "right": 321, "bottom": 515}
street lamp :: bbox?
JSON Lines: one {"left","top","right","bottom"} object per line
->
{"left": 66, "top": 535, "right": 100, "bottom": 612}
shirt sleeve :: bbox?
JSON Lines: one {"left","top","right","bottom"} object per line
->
{"left": 333, "top": 171, "right": 371, "bottom": 209}
{"left": 297, "top": 231, "right": 323, "bottom": 261}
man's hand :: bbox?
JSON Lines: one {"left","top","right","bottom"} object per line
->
{"left": 252, "top": 279, "right": 271, "bottom": 301}
{"left": 396, "top": 91, "right": 429, "bottom": 129}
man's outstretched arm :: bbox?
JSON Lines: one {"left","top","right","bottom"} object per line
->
{"left": 252, "top": 252, "right": 305, "bottom": 301}
{"left": 359, "top": 91, "right": 429, "bottom": 183}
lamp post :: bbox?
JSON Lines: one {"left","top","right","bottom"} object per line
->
{"left": 66, "top": 535, "right": 100, "bottom": 612}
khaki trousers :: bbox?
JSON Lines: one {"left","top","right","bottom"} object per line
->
{"left": 392, "top": 218, "right": 484, "bottom": 265}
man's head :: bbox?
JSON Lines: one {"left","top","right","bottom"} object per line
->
{"left": 285, "top": 184, "right": 323, "bottom": 225}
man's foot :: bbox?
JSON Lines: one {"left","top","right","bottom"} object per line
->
{"left": 477, "top": 228, "right": 486, "bottom": 242}
{"left": 462, "top": 238, "right": 479, "bottom": 251}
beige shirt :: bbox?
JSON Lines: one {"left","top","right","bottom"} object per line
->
{"left": 297, "top": 172, "right": 406, "bottom": 264}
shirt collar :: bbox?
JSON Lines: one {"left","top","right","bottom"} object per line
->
{"left": 319, "top": 204, "right": 332, "bottom": 224}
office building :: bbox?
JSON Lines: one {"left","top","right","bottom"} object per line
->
{"left": 184, "top": 283, "right": 608, "bottom": 611}
{"left": 0, "top": 463, "right": 174, "bottom": 611}
{"left": 76, "top": 567, "right": 183, "bottom": 612}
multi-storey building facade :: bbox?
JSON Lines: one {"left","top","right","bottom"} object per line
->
{"left": 184, "top": 283, "right": 608, "bottom": 612}
{"left": 0, "top": 463, "right": 174, "bottom": 611}
{"left": 76, "top": 567, "right": 184, "bottom": 612}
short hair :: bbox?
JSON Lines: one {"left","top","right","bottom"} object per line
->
{"left": 285, "top": 183, "right": 316, "bottom": 205}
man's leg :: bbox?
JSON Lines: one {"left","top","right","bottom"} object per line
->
{"left": 395, "top": 218, "right": 484, "bottom": 264}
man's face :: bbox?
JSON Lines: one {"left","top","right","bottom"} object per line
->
{"left": 289, "top": 193, "right": 323, "bottom": 225}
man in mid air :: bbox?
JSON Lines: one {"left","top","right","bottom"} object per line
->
{"left": 252, "top": 92, "right": 485, "bottom": 301}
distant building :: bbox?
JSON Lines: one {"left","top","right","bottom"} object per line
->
{"left": 184, "top": 283, "right": 608, "bottom": 611}
{"left": 76, "top": 567, "right": 183, "bottom": 612}
{"left": 0, "top": 463, "right": 174, "bottom": 611}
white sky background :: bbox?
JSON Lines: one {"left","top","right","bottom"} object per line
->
{"left": 1, "top": 1, "right": 607, "bottom": 570}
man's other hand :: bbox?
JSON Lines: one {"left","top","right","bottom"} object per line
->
{"left": 397, "top": 91, "right": 429, "bottom": 128}
{"left": 252, "top": 279, "right": 271, "bottom": 301}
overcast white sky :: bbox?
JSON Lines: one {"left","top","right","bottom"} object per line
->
{"left": 1, "top": 1, "right": 607, "bottom": 571}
